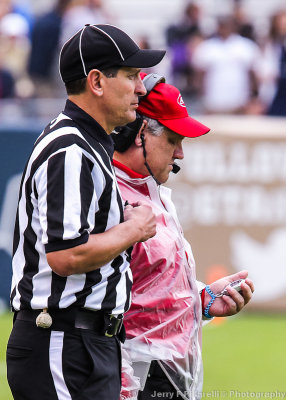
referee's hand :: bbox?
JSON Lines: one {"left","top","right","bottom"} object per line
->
{"left": 124, "top": 201, "right": 156, "bottom": 242}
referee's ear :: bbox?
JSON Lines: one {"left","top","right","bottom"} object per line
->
{"left": 87, "top": 69, "right": 104, "bottom": 97}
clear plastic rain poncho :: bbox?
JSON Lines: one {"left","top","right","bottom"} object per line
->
{"left": 114, "top": 163, "right": 204, "bottom": 400}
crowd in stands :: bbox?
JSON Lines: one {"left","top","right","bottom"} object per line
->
{"left": 166, "top": 1, "right": 286, "bottom": 116}
{"left": 1, "top": 0, "right": 286, "bottom": 116}
{"left": 0, "top": 0, "right": 114, "bottom": 100}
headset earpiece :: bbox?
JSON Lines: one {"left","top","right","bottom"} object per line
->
{"left": 112, "top": 113, "right": 144, "bottom": 152}
{"left": 140, "top": 133, "right": 147, "bottom": 158}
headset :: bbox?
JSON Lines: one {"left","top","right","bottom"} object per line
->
{"left": 141, "top": 73, "right": 166, "bottom": 96}
{"left": 112, "top": 73, "right": 181, "bottom": 184}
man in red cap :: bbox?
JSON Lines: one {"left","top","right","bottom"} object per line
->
{"left": 112, "top": 74, "right": 254, "bottom": 400}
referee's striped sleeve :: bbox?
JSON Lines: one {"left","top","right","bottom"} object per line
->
{"left": 34, "top": 144, "right": 104, "bottom": 253}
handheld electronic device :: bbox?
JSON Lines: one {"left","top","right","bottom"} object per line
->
{"left": 216, "top": 279, "right": 246, "bottom": 297}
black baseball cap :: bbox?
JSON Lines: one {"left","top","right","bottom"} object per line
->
{"left": 59, "top": 24, "right": 166, "bottom": 83}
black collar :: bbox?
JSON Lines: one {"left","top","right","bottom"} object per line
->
{"left": 63, "top": 99, "right": 114, "bottom": 158}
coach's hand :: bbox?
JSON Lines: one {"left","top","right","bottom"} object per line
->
{"left": 204, "top": 270, "right": 254, "bottom": 317}
{"left": 124, "top": 201, "right": 156, "bottom": 242}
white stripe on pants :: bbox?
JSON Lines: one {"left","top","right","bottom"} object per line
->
{"left": 49, "top": 331, "right": 72, "bottom": 400}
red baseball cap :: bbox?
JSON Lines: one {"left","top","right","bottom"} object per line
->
{"left": 137, "top": 76, "right": 210, "bottom": 138}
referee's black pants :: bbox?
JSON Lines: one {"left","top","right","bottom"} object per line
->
{"left": 7, "top": 317, "right": 121, "bottom": 400}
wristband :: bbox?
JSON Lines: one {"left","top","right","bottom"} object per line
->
{"left": 200, "top": 287, "right": 206, "bottom": 309}
{"left": 203, "top": 285, "right": 216, "bottom": 319}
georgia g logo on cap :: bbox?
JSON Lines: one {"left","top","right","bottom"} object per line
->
{"left": 177, "top": 94, "right": 186, "bottom": 108}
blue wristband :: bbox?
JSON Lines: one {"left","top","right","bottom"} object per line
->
{"left": 203, "top": 285, "right": 216, "bottom": 319}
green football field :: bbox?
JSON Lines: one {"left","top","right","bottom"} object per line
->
{"left": 202, "top": 313, "right": 286, "bottom": 398}
{"left": 0, "top": 312, "right": 285, "bottom": 399}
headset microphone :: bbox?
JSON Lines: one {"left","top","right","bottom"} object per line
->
{"left": 172, "top": 163, "right": 181, "bottom": 174}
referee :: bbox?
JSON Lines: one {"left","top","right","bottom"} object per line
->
{"left": 6, "top": 24, "right": 164, "bottom": 400}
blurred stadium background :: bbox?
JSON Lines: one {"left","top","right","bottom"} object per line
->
{"left": 0, "top": 0, "right": 286, "bottom": 398}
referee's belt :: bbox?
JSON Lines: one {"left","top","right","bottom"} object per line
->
{"left": 15, "top": 308, "right": 125, "bottom": 342}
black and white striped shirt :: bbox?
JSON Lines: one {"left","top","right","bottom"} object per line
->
{"left": 11, "top": 100, "right": 132, "bottom": 314}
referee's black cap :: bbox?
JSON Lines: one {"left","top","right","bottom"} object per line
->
{"left": 59, "top": 24, "right": 166, "bottom": 83}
